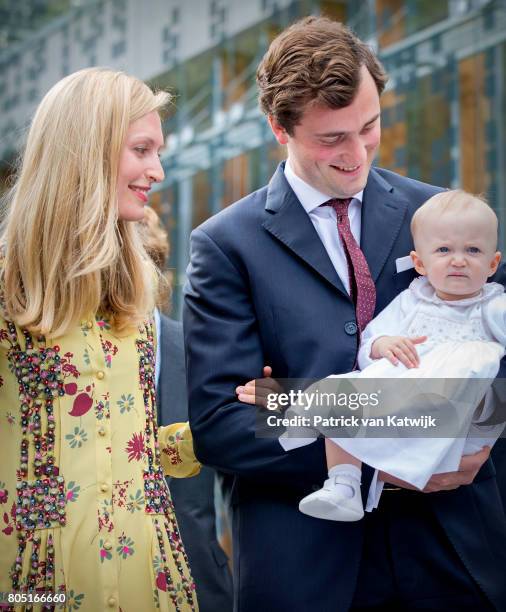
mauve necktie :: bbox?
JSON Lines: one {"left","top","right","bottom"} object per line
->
{"left": 321, "top": 198, "right": 376, "bottom": 332}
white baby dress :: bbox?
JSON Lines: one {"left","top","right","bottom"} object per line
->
{"left": 280, "top": 277, "right": 506, "bottom": 505}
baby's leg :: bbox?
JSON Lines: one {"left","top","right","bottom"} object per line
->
{"left": 325, "top": 438, "right": 361, "bottom": 470}
{"left": 298, "top": 439, "right": 364, "bottom": 522}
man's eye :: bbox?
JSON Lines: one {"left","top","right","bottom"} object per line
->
{"left": 320, "top": 136, "right": 344, "bottom": 146}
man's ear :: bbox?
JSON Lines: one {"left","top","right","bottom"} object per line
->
{"left": 268, "top": 115, "right": 289, "bottom": 146}
{"left": 488, "top": 251, "right": 502, "bottom": 277}
{"left": 410, "top": 250, "right": 426, "bottom": 276}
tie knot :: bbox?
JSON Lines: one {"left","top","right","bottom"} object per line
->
{"left": 320, "top": 198, "right": 352, "bottom": 219}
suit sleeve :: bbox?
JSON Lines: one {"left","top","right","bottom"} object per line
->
{"left": 183, "top": 227, "right": 326, "bottom": 486}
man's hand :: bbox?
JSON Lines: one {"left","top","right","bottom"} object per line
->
{"left": 371, "top": 335, "right": 427, "bottom": 368}
{"left": 379, "top": 446, "right": 491, "bottom": 492}
{"left": 422, "top": 446, "right": 491, "bottom": 492}
{"left": 236, "top": 366, "right": 283, "bottom": 409}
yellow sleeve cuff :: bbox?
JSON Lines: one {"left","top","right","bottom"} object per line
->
{"left": 158, "top": 422, "right": 201, "bottom": 478}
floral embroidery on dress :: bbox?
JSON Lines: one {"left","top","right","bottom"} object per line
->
{"left": 117, "top": 393, "right": 135, "bottom": 413}
{"left": 66, "top": 481, "right": 81, "bottom": 503}
{"left": 99, "top": 539, "right": 113, "bottom": 563}
{"left": 98, "top": 499, "right": 114, "bottom": 533}
{"left": 67, "top": 383, "right": 94, "bottom": 417}
{"left": 61, "top": 351, "right": 80, "bottom": 379}
{"left": 126, "top": 489, "right": 144, "bottom": 513}
{"left": 96, "top": 318, "right": 112, "bottom": 331}
{"left": 117, "top": 533, "right": 135, "bottom": 559}
{"left": 0, "top": 482, "right": 8, "bottom": 504}
{"left": 67, "top": 590, "right": 85, "bottom": 611}
{"left": 126, "top": 432, "right": 145, "bottom": 462}
{"left": 1, "top": 489, "right": 15, "bottom": 536}
{"left": 65, "top": 427, "right": 88, "bottom": 449}
{"left": 101, "top": 339, "right": 118, "bottom": 368}
{"left": 162, "top": 429, "right": 185, "bottom": 466}
{"left": 112, "top": 478, "right": 135, "bottom": 508}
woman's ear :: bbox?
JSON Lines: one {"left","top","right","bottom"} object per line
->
{"left": 410, "top": 250, "right": 426, "bottom": 276}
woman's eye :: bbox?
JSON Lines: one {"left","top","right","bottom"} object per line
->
{"left": 134, "top": 147, "right": 147, "bottom": 154}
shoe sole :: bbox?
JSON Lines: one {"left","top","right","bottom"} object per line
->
{"left": 299, "top": 497, "right": 364, "bottom": 522}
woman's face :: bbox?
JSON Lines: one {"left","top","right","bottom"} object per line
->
{"left": 117, "top": 111, "right": 165, "bottom": 221}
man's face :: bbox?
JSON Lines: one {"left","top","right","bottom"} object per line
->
{"left": 269, "top": 66, "right": 381, "bottom": 198}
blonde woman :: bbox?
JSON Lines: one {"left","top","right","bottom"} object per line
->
{"left": 0, "top": 68, "right": 200, "bottom": 611}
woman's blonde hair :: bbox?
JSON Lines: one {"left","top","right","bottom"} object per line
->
{"left": 140, "top": 206, "right": 171, "bottom": 309}
{"left": 0, "top": 67, "right": 171, "bottom": 337}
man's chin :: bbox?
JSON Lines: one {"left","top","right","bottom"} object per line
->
{"left": 329, "top": 177, "right": 367, "bottom": 199}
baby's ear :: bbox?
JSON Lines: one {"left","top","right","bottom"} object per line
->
{"left": 410, "top": 250, "right": 426, "bottom": 276}
{"left": 488, "top": 251, "right": 502, "bottom": 277}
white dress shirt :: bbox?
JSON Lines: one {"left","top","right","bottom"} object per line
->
{"left": 283, "top": 160, "right": 382, "bottom": 502}
{"left": 284, "top": 159, "right": 363, "bottom": 294}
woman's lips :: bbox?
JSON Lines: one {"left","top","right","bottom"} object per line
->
{"left": 129, "top": 186, "right": 149, "bottom": 202}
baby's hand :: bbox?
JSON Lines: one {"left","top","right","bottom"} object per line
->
{"left": 371, "top": 335, "right": 427, "bottom": 368}
{"left": 236, "top": 366, "right": 283, "bottom": 409}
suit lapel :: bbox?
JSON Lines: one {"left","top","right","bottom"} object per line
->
{"left": 262, "top": 165, "right": 409, "bottom": 294}
{"left": 262, "top": 166, "right": 348, "bottom": 296}
{"left": 361, "top": 169, "right": 409, "bottom": 282}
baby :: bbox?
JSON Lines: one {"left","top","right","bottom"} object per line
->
{"left": 238, "top": 189, "right": 506, "bottom": 521}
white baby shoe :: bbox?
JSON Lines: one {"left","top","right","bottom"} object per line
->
{"left": 298, "top": 473, "right": 364, "bottom": 522}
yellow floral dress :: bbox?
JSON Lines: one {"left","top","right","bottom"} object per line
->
{"left": 0, "top": 313, "right": 200, "bottom": 611}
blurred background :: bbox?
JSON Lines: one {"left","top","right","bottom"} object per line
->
{"left": 1, "top": 0, "right": 505, "bottom": 317}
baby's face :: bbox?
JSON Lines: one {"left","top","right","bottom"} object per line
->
{"left": 411, "top": 210, "right": 501, "bottom": 301}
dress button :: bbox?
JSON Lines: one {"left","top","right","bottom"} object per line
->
{"left": 107, "top": 597, "right": 116, "bottom": 607}
{"left": 100, "top": 483, "right": 109, "bottom": 493}
{"left": 86, "top": 321, "right": 93, "bottom": 329}
{"left": 344, "top": 321, "right": 358, "bottom": 336}
{"left": 104, "top": 540, "right": 113, "bottom": 551}
{"left": 97, "top": 371, "right": 105, "bottom": 380}
{"left": 98, "top": 427, "right": 106, "bottom": 437}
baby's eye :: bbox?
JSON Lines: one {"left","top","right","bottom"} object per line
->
{"left": 436, "top": 246, "right": 449, "bottom": 253}
{"left": 467, "top": 246, "right": 481, "bottom": 254}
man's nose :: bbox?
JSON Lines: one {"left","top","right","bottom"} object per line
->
{"left": 341, "top": 136, "right": 367, "bottom": 165}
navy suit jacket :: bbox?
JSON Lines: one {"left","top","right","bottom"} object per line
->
{"left": 156, "top": 314, "right": 233, "bottom": 612}
{"left": 184, "top": 164, "right": 506, "bottom": 611}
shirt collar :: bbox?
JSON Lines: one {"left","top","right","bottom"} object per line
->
{"left": 284, "top": 158, "right": 363, "bottom": 214}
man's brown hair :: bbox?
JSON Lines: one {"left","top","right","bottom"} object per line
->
{"left": 256, "top": 16, "right": 387, "bottom": 135}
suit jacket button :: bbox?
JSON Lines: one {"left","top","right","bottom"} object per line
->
{"left": 344, "top": 321, "right": 358, "bottom": 335}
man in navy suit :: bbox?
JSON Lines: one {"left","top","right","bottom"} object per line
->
{"left": 184, "top": 16, "right": 506, "bottom": 611}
